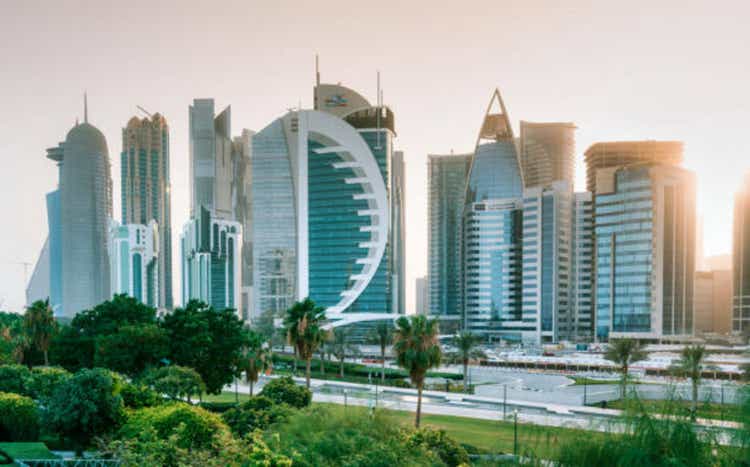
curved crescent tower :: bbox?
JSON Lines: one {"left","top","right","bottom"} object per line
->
{"left": 47, "top": 106, "right": 113, "bottom": 317}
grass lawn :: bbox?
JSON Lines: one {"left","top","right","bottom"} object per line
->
{"left": 0, "top": 442, "right": 58, "bottom": 466}
{"left": 605, "top": 398, "right": 743, "bottom": 423}
{"left": 202, "top": 390, "right": 255, "bottom": 404}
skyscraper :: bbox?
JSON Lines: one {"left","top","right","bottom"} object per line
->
{"left": 391, "top": 150, "right": 406, "bottom": 315}
{"left": 584, "top": 141, "right": 683, "bottom": 192}
{"left": 462, "top": 89, "right": 525, "bottom": 340}
{"left": 570, "top": 191, "right": 594, "bottom": 341}
{"left": 519, "top": 121, "right": 576, "bottom": 189}
{"left": 45, "top": 99, "right": 112, "bottom": 317}
{"left": 593, "top": 162, "right": 696, "bottom": 340}
{"left": 109, "top": 220, "right": 159, "bottom": 306}
{"left": 121, "top": 113, "right": 173, "bottom": 308}
{"left": 415, "top": 276, "right": 428, "bottom": 315}
{"left": 694, "top": 269, "right": 732, "bottom": 335}
{"left": 231, "top": 130, "right": 254, "bottom": 321}
{"left": 732, "top": 173, "right": 750, "bottom": 334}
{"left": 428, "top": 152, "right": 471, "bottom": 319}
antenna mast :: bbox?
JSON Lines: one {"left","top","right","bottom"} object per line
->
{"left": 136, "top": 105, "right": 153, "bottom": 118}
{"left": 84, "top": 91, "right": 88, "bottom": 123}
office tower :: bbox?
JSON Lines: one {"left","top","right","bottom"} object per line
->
{"left": 519, "top": 121, "right": 576, "bottom": 189}
{"left": 584, "top": 141, "right": 683, "bottom": 192}
{"left": 733, "top": 173, "right": 750, "bottom": 334}
{"left": 231, "top": 130, "right": 254, "bottom": 321}
{"left": 428, "top": 152, "right": 472, "bottom": 319}
{"left": 391, "top": 150, "right": 406, "bottom": 316}
{"left": 594, "top": 163, "right": 696, "bottom": 340}
{"left": 121, "top": 113, "right": 173, "bottom": 309}
{"left": 109, "top": 220, "right": 159, "bottom": 306}
{"left": 45, "top": 100, "right": 112, "bottom": 318}
{"left": 26, "top": 239, "right": 50, "bottom": 306}
{"left": 462, "top": 89, "right": 524, "bottom": 339}
{"left": 520, "top": 181, "right": 573, "bottom": 343}
{"left": 189, "top": 99, "right": 233, "bottom": 220}
{"left": 570, "top": 192, "right": 594, "bottom": 340}
{"left": 694, "top": 270, "right": 732, "bottom": 335}
{"left": 248, "top": 78, "right": 400, "bottom": 329}
{"left": 415, "top": 276, "right": 428, "bottom": 315}
{"left": 181, "top": 207, "right": 242, "bottom": 310}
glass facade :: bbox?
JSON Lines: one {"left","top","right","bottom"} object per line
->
{"left": 519, "top": 121, "right": 576, "bottom": 189}
{"left": 46, "top": 189, "right": 63, "bottom": 315}
{"left": 571, "top": 192, "right": 594, "bottom": 340}
{"left": 466, "top": 141, "right": 524, "bottom": 204}
{"left": 733, "top": 174, "right": 750, "bottom": 333}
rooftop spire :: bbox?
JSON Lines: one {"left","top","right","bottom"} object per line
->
{"left": 84, "top": 91, "right": 88, "bottom": 123}
{"left": 315, "top": 54, "right": 320, "bottom": 86}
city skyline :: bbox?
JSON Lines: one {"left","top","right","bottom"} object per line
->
{"left": 3, "top": 0, "right": 750, "bottom": 313}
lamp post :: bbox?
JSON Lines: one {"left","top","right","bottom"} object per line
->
{"left": 513, "top": 409, "right": 519, "bottom": 457}
{"left": 583, "top": 379, "right": 588, "bottom": 405}
{"left": 344, "top": 389, "right": 348, "bottom": 410}
{"left": 503, "top": 384, "right": 507, "bottom": 418}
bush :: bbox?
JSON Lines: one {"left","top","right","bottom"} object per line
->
{"left": 120, "top": 382, "right": 162, "bottom": 409}
{"left": 222, "top": 396, "right": 293, "bottom": 436}
{"left": 0, "top": 364, "right": 31, "bottom": 395}
{"left": 143, "top": 366, "right": 205, "bottom": 402}
{"left": 198, "top": 401, "right": 238, "bottom": 413}
{"left": 27, "top": 366, "right": 71, "bottom": 401}
{"left": 119, "top": 403, "right": 229, "bottom": 451}
{"left": 259, "top": 376, "right": 311, "bottom": 409}
{"left": 0, "top": 392, "right": 39, "bottom": 441}
{"left": 406, "top": 428, "right": 469, "bottom": 466}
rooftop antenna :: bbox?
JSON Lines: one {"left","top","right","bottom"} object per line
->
{"left": 137, "top": 105, "right": 153, "bottom": 118}
{"left": 84, "top": 91, "right": 88, "bottom": 123}
{"left": 315, "top": 53, "right": 320, "bottom": 86}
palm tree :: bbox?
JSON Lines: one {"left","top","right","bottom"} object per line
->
{"left": 242, "top": 330, "right": 269, "bottom": 396}
{"left": 371, "top": 321, "right": 393, "bottom": 383}
{"left": 23, "top": 299, "right": 56, "bottom": 366}
{"left": 671, "top": 344, "right": 712, "bottom": 417}
{"left": 604, "top": 339, "right": 647, "bottom": 399}
{"left": 330, "top": 328, "right": 355, "bottom": 377}
{"left": 393, "top": 315, "right": 442, "bottom": 427}
{"left": 452, "top": 331, "right": 484, "bottom": 393}
{"left": 283, "top": 298, "right": 327, "bottom": 389}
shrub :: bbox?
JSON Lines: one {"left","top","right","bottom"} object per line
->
{"left": 120, "top": 382, "right": 162, "bottom": 409}
{"left": 143, "top": 366, "right": 205, "bottom": 402}
{"left": 0, "top": 364, "right": 31, "bottom": 395}
{"left": 119, "top": 403, "right": 229, "bottom": 451}
{"left": 27, "top": 366, "right": 71, "bottom": 401}
{"left": 406, "top": 428, "right": 469, "bottom": 466}
{"left": 222, "top": 396, "right": 293, "bottom": 436}
{"left": 198, "top": 401, "right": 237, "bottom": 413}
{"left": 0, "top": 392, "right": 39, "bottom": 441}
{"left": 259, "top": 376, "right": 311, "bottom": 408}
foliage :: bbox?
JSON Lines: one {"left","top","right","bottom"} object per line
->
{"left": 406, "top": 428, "right": 470, "bottom": 467}
{"left": 604, "top": 339, "right": 647, "bottom": 397}
{"left": 0, "top": 315, "right": 30, "bottom": 366}
{"left": 119, "top": 403, "right": 229, "bottom": 451}
{"left": 120, "top": 382, "right": 162, "bottom": 409}
{"left": 370, "top": 322, "right": 393, "bottom": 382}
{"left": 329, "top": 327, "right": 357, "bottom": 377}
{"left": 448, "top": 331, "right": 484, "bottom": 393}
{"left": 669, "top": 344, "right": 712, "bottom": 416}
{"left": 142, "top": 365, "right": 205, "bottom": 402}
{"left": 240, "top": 329, "right": 269, "bottom": 396}
{"left": 49, "top": 325, "right": 95, "bottom": 372}
{"left": 27, "top": 366, "right": 71, "bottom": 401}
{"left": 259, "top": 376, "right": 311, "bottom": 409}
{"left": 0, "top": 364, "right": 31, "bottom": 395}
{"left": 161, "top": 300, "right": 246, "bottom": 394}
{"left": 94, "top": 324, "right": 169, "bottom": 378}
{"left": 0, "top": 392, "right": 40, "bottom": 441}
{"left": 45, "top": 368, "right": 126, "bottom": 454}
{"left": 268, "top": 405, "right": 445, "bottom": 466}
{"left": 71, "top": 294, "right": 158, "bottom": 336}
{"left": 23, "top": 299, "right": 57, "bottom": 366}
{"left": 222, "top": 395, "right": 293, "bottom": 437}
{"left": 283, "top": 298, "right": 327, "bottom": 388}
{"left": 393, "top": 315, "right": 442, "bottom": 427}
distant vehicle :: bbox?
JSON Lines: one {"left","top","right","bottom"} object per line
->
{"left": 542, "top": 351, "right": 555, "bottom": 357}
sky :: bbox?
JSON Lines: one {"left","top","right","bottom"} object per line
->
{"left": 1, "top": 0, "right": 749, "bottom": 313}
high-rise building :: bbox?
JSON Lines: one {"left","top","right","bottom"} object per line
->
{"left": 519, "top": 121, "right": 576, "bottom": 189}
{"left": 391, "top": 150, "right": 406, "bottom": 316}
{"left": 694, "top": 269, "right": 732, "bottom": 335}
{"left": 415, "top": 276, "right": 428, "bottom": 315}
{"left": 520, "top": 181, "right": 573, "bottom": 343}
{"left": 247, "top": 77, "right": 402, "bottom": 329}
{"left": 44, "top": 100, "right": 112, "bottom": 318}
{"left": 121, "top": 113, "right": 173, "bottom": 309}
{"left": 231, "top": 130, "right": 254, "bottom": 321}
{"left": 584, "top": 141, "right": 683, "bottom": 192}
{"left": 428, "top": 152, "right": 471, "bottom": 319}
{"left": 181, "top": 207, "right": 242, "bottom": 310}
{"left": 570, "top": 191, "right": 594, "bottom": 341}
{"left": 732, "top": 173, "right": 750, "bottom": 334}
{"left": 593, "top": 162, "right": 696, "bottom": 340}
{"left": 462, "top": 89, "right": 525, "bottom": 340}
{"left": 109, "top": 220, "right": 159, "bottom": 306}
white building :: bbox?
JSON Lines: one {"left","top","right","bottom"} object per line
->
{"left": 109, "top": 220, "right": 159, "bottom": 307}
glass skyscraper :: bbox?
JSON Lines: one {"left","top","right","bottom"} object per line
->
{"left": 428, "top": 153, "right": 471, "bottom": 319}
{"left": 109, "top": 220, "right": 159, "bottom": 307}
{"left": 121, "top": 114, "right": 173, "bottom": 309}
{"left": 571, "top": 191, "right": 594, "bottom": 340}
{"left": 732, "top": 173, "right": 750, "bottom": 333}
{"left": 519, "top": 121, "right": 576, "bottom": 189}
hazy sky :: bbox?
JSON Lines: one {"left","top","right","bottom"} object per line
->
{"left": 1, "top": 0, "right": 749, "bottom": 313}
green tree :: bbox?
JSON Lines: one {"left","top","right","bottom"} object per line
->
{"left": 23, "top": 299, "right": 57, "bottom": 366}
{"left": 283, "top": 298, "right": 327, "bottom": 389}
{"left": 0, "top": 392, "right": 40, "bottom": 441}
{"left": 371, "top": 321, "right": 393, "bottom": 383}
{"left": 27, "top": 366, "right": 71, "bottom": 401}
{"left": 604, "top": 339, "right": 647, "bottom": 399}
{"left": 393, "top": 315, "right": 442, "bottom": 427}
{"left": 161, "top": 300, "right": 246, "bottom": 394}
{"left": 143, "top": 366, "right": 205, "bottom": 403}
{"left": 330, "top": 327, "right": 355, "bottom": 377}
{"left": 259, "top": 376, "right": 312, "bottom": 409}
{"left": 222, "top": 396, "right": 292, "bottom": 437}
{"left": 72, "top": 294, "right": 158, "bottom": 336}
{"left": 240, "top": 330, "right": 268, "bottom": 396}
{"left": 94, "top": 324, "right": 169, "bottom": 377}
{"left": 46, "top": 368, "right": 126, "bottom": 456}
{"left": 451, "top": 331, "right": 484, "bottom": 393}
{"left": 49, "top": 325, "right": 95, "bottom": 371}
{"left": 670, "top": 344, "right": 712, "bottom": 417}
{"left": 0, "top": 364, "right": 31, "bottom": 395}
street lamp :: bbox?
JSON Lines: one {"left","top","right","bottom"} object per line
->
{"left": 344, "top": 389, "right": 348, "bottom": 409}
{"left": 513, "top": 409, "right": 519, "bottom": 457}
